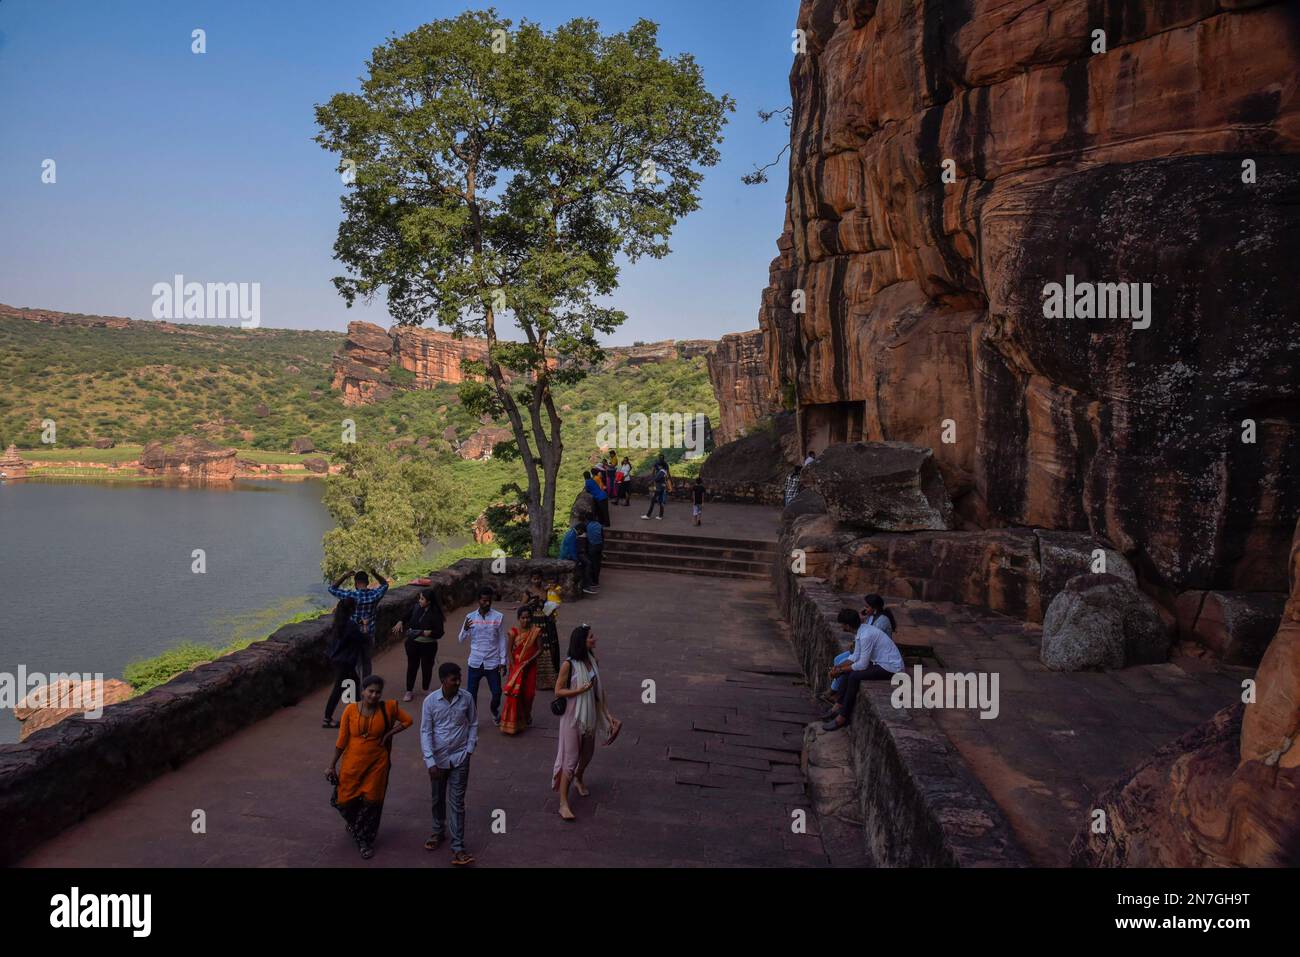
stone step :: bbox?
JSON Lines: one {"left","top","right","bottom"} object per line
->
{"left": 605, "top": 527, "right": 779, "bottom": 555}
{"left": 600, "top": 558, "right": 769, "bottom": 581}
{"left": 602, "top": 537, "right": 776, "bottom": 565}
{"left": 601, "top": 545, "right": 772, "bottom": 574}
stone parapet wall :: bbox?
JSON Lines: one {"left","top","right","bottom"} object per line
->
{"left": 780, "top": 568, "right": 1029, "bottom": 867}
{"left": 0, "top": 558, "right": 580, "bottom": 866}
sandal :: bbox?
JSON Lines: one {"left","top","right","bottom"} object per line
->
{"left": 559, "top": 806, "right": 576, "bottom": 821}
{"left": 322, "top": 719, "right": 339, "bottom": 728}
{"left": 424, "top": 834, "right": 443, "bottom": 851}
{"left": 359, "top": 845, "right": 374, "bottom": 859}
{"left": 451, "top": 851, "right": 475, "bottom": 865}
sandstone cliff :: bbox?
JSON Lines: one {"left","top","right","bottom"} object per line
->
{"left": 332, "top": 322, "right": 718, "bottom": 405}
{"left": 753, "top": 0, "right": 1300, "bottom": 597}
{"left": 706, "top": 330, "right": 781, "bottom": 443}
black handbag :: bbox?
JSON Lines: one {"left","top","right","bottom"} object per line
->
{"left": 550, "top": 695, "right": 566, "bottom": 716}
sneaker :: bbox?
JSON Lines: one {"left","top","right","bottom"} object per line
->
{"left": 655, "top": 516, "right": 662, "bottom": 520}
{"left": 641, "top": 515, "right": 649, "bottom": 520}
{"left": 582, "top": 587, "right": 598, "bottom": 595}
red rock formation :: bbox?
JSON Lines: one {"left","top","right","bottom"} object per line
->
{"left": 706, "top": 330, "right": 780, "bottom": 443}
{"left": 15, "top": 678, "right": 134, "bottom": 741}
{"left": 457, "top": 426, "right": 513, "bottom": 461}
{"left": 0, "top": 444, "right": 28, "bottom": 477}
{"left": 393, "top": 326, "right": 490, "bottom": 388}
{"left": 754, "top": 0, "right": 1300, "bottom": 596}
{"left": 137, "top": 436, "right": 237, "bottom": 481}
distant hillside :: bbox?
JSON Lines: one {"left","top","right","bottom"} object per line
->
{"left": 0, "top": 304, "right": 720, "bottom": 531}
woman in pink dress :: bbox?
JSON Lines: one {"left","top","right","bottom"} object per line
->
{"left": 551, "top": 624, "right": 621, "bottom": 821}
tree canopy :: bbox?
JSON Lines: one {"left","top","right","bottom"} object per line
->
{"left": 315, "top": 10, "right": 732, "bottom": 554}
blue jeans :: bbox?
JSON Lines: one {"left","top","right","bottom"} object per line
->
{"left": 430, "top": 757, "right": 470, "bottom": 854}
{"left": 467, "top": 665, "right": 502, "bottom": 719}
{"left": 830, "top": 651, "right": 853, "bottom": 695}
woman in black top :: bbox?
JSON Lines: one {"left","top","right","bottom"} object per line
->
{"left": 400, "top": 588, "right": 445, "bottom": 700}
{"left": 324, "top": 598, "right": 367, "bottom": 728}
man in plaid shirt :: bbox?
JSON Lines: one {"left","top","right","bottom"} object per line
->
{"left": 328, "top": 568, "right": 389, "bottom": 677}
{"left": 784, "top": 465, "right": 803, "bottom": 506}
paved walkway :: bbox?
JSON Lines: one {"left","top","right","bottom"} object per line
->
{"left": 605, "top": 497, "right": 783, "bottom": 541}
{"left": 888, "top": 598, "right": 1251, "bottom": 866}
{"left": 22, "top": 562, "right": 829, "bottom": 867}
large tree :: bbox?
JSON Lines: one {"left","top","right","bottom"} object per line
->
{"left": 315, "top": 10, "right": 731, "bottom": 555}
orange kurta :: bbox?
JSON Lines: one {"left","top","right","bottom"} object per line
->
{"left": 334, "top": 700, "right": 413, "bottom": 804}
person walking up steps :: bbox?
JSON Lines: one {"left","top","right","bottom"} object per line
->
{"left": 458, "top": 587, "right": 506, "bottom": 726}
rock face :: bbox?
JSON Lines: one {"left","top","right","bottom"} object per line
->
{"left": 1072, "top": 519, "right": 1300, "bottom": 866}
{"left": 302, "top": 457, "right": 329, "bottom": 474}
{"left": 1040, "top": 573, "right": 1170, "bottom": 671}
{"left": 749, "top": 0, "right": 1300, "bottom": 596}
{"left": 706, "top": 330, "right": 780, "bottom": 444}
{"left": 1175, "top": 590, "right": 1287, "bottom": 666}
{"left": 805, "top": 441, "right": 953, "bottom": 531}
{"left": 456, "top": 426, "right": 513, "bottom": 461}
{"left": 137, "top": 436, "right": 237, "bottom": 481}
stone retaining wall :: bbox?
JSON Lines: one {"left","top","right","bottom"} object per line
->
{"left": 0, "top": 557, "right": 580, "bottom": 866}
{"left": 779, "top": 567, "right": 1030, "bottom": 867}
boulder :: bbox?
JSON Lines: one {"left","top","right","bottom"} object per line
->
{"left": 700, "top": 412, "right": 792, "bottom": 487}
{"left": 782, "top": 488, "right": 827, "bottom": 521}
{"left": 1040, "top": 574, "right": 1170, "bottom": 671}
{"left": 138, "top": 436, "right": 237, "bottom": 481}
{"left": 290, "top": 437, "right": 315, "bottom": 454}
{"left": 302, "top": 457, "right": 329, "bottom": 474}
{"left": 253, "top": 403, "right": 270, "bottom": 418}
{"left": 805, "top": 442, "right": 953, "bottom": 532}
{"left": 1174, "top": 590, "right": 1287, "bottom": 665}
{"left": 92, "top": 438, "right": 115, "bottom": 449}
{"left": 15, "top": 678, "right": 135, "bottom": 741}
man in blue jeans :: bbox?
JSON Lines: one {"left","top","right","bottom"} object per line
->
{"left": 421, "top": 662, "right": 476, "bottom": 865}
{"left": 458, "top": 586, "right": 506, "bottom": 724}
{"left": 327, "top": 567, "right": 389, "bottom": 678}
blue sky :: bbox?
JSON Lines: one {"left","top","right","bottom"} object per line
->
{"left": 0, "top": 0, "right": 796, "bottom": 343}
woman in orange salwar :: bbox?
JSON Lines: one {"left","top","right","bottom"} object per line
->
{"left": 326, "top": 674, "right": 412, "bottom": 858}
{"left": 499, "top": 606, "right": 542, "bottom": 735}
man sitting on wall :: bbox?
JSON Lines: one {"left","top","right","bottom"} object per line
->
{"left": 820, "top": 607, "right": 903, "bottom": 731}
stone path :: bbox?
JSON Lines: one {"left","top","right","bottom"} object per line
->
{"left": 22, "top": 558, "right": 830, "bottom": 867}
{"left": 887, "top": 599, "right": 1251, "bottom": 866}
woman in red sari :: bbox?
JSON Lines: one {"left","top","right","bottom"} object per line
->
{"left": 500, "top": 606, "right": 542, "bottom": 735}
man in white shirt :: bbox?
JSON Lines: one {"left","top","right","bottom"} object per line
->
{"left": 459, "top": 586, "right": 506, "bottom": 725}
{"left": 821, "top": 608, "right": 903, "bottom": 731}
{"left": 421, "top": 661, "right": 477, "bottom": 865}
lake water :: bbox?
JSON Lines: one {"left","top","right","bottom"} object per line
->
{"left": 0, "top": 478, "right": 460, "bottom": 744}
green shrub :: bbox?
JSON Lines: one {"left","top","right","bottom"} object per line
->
{"left": 123, "top": 643, "right": 218, "bottom": 693}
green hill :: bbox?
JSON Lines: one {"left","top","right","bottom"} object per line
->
{"left": 1, "top": 312, "right": 719, "bottom": 537}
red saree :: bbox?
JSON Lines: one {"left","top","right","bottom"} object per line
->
{"left": 500, "top": 625, "right": 541, "bottom": 735}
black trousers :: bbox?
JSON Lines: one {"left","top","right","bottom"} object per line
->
{"left": 325, "top": 662, "right": 358, "bottom": 721}
{"left": 576, "top": 552, "right": 594, "bottom": 589}
{"left": 404, "top": 638, "right": 438, "bottom": 692}
{"left": 588, "top": 543, "right": 603, "bottom": 584}
{"left": 596, "top": 498, "right": 611, "bottom": 526}
{"left": 837, "top": 664, "right": 895, "bottom": 723}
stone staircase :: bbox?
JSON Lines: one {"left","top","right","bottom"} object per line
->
{"left": 601, "top": 528, "right": 778, "bottom": 581}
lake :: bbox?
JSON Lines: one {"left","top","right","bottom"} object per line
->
{"left": 0, "top": 478, "right": 460, "bottom": 744}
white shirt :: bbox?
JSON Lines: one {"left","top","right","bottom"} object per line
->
{"left": 458, "top": 607, "right": 506, "bottom": 668}
{"left": 850, "top": 622, "right": 903, "bottom": 674}
{"left": 420, "top": 687, "right": 477, "bottom": 769}
{"left": 803, "top": 454, "right": 815, "bottom": 466}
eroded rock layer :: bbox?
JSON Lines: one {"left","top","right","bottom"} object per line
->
{"left": 706, "top": 330, "right": 781, "bottom": 443}
{"left": 755, "top": 0, "right": 1300, "bottom": 595}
